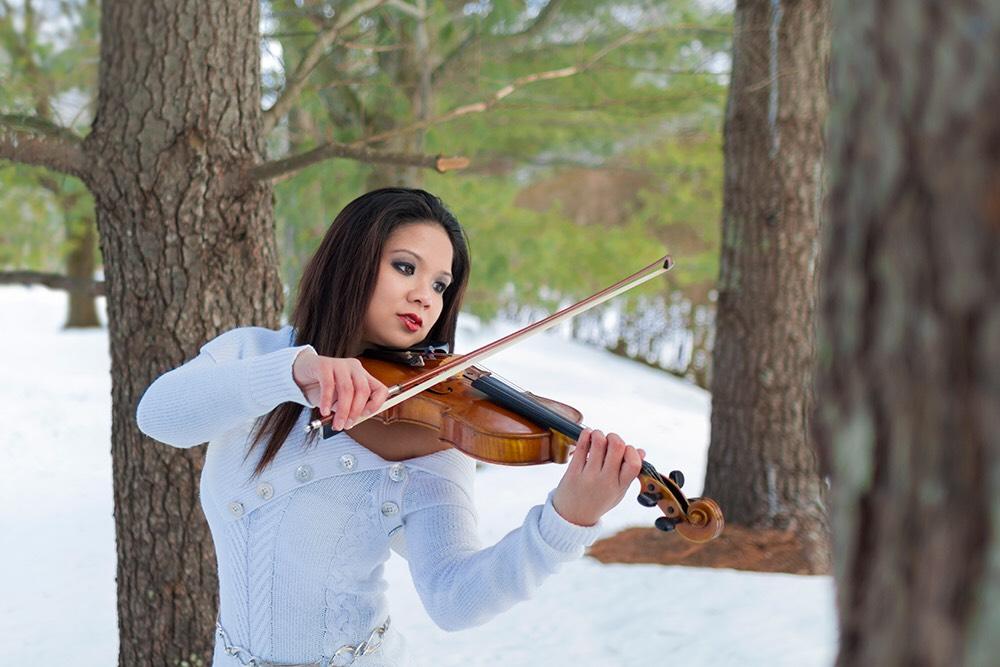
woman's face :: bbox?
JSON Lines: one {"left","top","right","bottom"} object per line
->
{"left": 360, "top": 222, "right": 455, "bottom": 351}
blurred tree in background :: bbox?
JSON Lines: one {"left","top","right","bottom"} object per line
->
{"left": 702, "top": 0, "right": 832, "bottom": 574}
{"left": 0, "top": 0, "right": 100, "bottom": 326}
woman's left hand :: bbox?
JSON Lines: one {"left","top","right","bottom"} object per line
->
{"left": 551, "top": 428, "right": 645, "bottom": 527}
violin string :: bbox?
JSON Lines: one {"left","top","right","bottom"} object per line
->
{"left": 484, "top": 372, "right": 670, "bottom": 488}
{"left": 490, "top": 371, "right": 600, "bottom": 431}
{"left": 488, "top": 371, "right": 528, "bottom": 394}
{"left": 489, "top": 374, "right": 677, "bottom": 485}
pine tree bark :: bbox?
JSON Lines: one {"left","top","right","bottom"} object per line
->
{"left": 702, "top": 0, "right": 831, "bottom": 573}
{"left": 819, "top": 1, "right": 1000, "bottom": 664}
{"left": 83, "top": 2, "right": 283, "bottom": 663}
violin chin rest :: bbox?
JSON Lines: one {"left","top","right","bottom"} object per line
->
{"left": 321, "top": 424, "right": 343, "bottom": 439}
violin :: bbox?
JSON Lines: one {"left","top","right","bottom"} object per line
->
{"left": 304, "top": 256, "right": 724, "bottom": 544}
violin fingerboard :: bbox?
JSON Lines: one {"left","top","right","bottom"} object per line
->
{"left": 470, "top": 375, "right": 583, "bottom": 440}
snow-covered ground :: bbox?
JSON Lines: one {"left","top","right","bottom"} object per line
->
{"left": 0, "top": 287, "right": 837, "bottom": 666}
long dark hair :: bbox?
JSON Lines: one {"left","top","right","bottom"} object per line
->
{"left": 247, "top": 187, "right": 471, "bottom": 477}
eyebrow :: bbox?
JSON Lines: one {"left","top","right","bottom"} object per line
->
{"left": 390, "top": 248, "right": 453, "bottom": 280}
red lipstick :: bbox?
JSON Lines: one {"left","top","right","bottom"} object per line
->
{"left": 398, "top": 313, "right": 422, "bottom": 332}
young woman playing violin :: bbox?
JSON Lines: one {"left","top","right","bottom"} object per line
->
{"left": 136, "top": 187, "right": 645, "bottom": 667}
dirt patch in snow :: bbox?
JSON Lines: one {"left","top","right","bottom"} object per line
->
{"left": 587, "top": 524, "right": 830, "bottom": 575}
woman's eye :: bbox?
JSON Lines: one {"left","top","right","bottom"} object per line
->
{"left": 392, "top": 261, "right": 415, "bottom": 276}
{"left": 394, "top": 260, "right": 447, "bottom": 293}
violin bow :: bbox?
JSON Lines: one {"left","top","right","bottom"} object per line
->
{"left": 304, "top": 254, "right": 724, "bottom": 542}
{"left": 306, "top": 254, "right": 673, "bottom": 434}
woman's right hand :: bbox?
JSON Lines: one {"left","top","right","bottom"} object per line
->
{"left": 292, "top": 349, "right": 390, "bottom": 431}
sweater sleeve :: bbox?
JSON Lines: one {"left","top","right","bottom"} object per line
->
{"left": 135, "top": 328, "right": 316, "bottom": 448}
{"left": 402, "top": 480, "right": 603, "bottom": 632}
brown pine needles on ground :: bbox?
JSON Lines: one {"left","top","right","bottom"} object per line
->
{"left": 587, "top": 525, "right": 830, "bottom": 575}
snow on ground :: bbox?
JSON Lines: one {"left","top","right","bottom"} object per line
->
{"left": 0, "top": 287, "right": 837, "bottom": 666}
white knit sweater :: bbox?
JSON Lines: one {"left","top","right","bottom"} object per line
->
{"left": 135, "top": 325, "right": 602, "bottom": 666}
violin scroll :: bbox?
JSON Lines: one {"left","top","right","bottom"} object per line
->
{"left": 637, "top": 462, "right": 724, "bottom": 544}
{"left": 676, "top": 498, "right": 725, "bottom": 543}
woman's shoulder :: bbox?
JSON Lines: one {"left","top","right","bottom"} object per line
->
{"left": 198, "top": 324, "right": 297, "bottom": 363}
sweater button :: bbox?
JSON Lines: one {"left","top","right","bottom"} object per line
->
{"left": 340, "top": 454, "right": 357, "bottom": 471}
{"left": 389, "top": 463, "right": 406, "bottom": 482}
{"left": 381, "top": 501, "right": 399, "bottom": 516}
{"left": 294, "top": 464, "right": 313, "bottom": 483}
{"left": 228, "top": 501, "right": 245, "bottom": 518}
{"left": 256, "top": 482, "right": 274, "bottom": 500}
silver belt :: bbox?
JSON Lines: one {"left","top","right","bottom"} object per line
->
{"left": 215, "top": 615, "right": 391, "bottom": 667}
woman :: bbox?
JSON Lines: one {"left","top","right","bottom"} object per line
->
{"left": 136, "top": 187, "right": 644, "bottom": 666}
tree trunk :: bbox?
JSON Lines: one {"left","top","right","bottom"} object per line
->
{"left": 18, "top": 5, "right": 101, "bottom": 330}
{"left": 819, "top": 1, "right": 1000, "bottom": 664}
{"left": 702, "top": 0, "right": 831, "bottom": 573}
{"left": 64, "top": 214, "right": 100, "bottom": 328}
{"left": 366, "top": 11, "right": 429, "bottom": 190}
{"left": 83, "top": 2, "right": 283, "bottom": 663}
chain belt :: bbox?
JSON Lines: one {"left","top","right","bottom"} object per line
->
{"left": 215, "top": 615, "right": 391, "bottom": 667}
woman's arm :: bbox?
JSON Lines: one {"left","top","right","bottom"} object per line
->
{"left": 402, "top": 480, "right": 602, "bottom": 632}
{"left": 135, "top": 327, "right": 315, "bottom": 448}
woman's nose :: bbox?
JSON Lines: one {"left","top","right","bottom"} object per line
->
{"left": 408, "top": 286, "right": 432, "bottom": 306}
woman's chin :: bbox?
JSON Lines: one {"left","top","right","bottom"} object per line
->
{"left": 375, "top": 331, "right": 424, "bottom": 350}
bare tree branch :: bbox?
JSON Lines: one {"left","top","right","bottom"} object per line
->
{"left": 262, "top": 0, "right": 389, "bottom": 135}
{"left": 357, "top": 30, "right": 643, "bottom": 148}
{"left": 386, "top": 0, "right": 424, "bottom": 19}
{"left": 264, "top": 26, "right": 402, "bottom": 52}
{"left": 0, "top": 270, "right": 104, "bottom": 296}
{"left": 0, "top": 113, "right": 82, "bottom": 143}
{"left": 489, "top": 88, "right": 721, "bottom": 113}
{"left": 242, "top": 29, "right": 639, "bottom": 185}
{"left": 0, "top": 114, "right": 88, "bottom": 178}
{"left": 431, "top": 0, "right": 565, "bottom": 89}
{"left": 439, "top": 21, "right": 732, "bottom": 85}
{"left": 244, "top": 144, "right": 468, "bottom": 185}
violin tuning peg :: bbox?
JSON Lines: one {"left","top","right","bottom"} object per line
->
{"left": 668, "top": 469, "right": 685, "bottom": 488}
{"left": 655, "top": 516, "right": 680, "bottom": 533}
{"left": 636, "top": 492, "right": 658, "bottom": 507}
